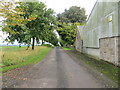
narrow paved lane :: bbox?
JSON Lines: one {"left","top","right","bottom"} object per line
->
{"left": 3, "top": 47, "right": 103, "bottom": 88}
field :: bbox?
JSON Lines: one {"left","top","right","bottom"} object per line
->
{"left": 0, "top": 46, "right": 52, "bottom": 72}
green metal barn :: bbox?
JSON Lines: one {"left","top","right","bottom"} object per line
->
{"left": 75, "top": 0, "right": 120, "bottom": 66}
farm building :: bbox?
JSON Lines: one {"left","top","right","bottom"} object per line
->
{"left": 75, "top": 0, "right": 120, "bottom": 66}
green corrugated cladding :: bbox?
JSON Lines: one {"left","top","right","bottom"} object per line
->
{"left": 82, "top": 1, "right": 120, "bottom": 48}
{"left": 119, "top": 1, "right": 120, "bottom": 35}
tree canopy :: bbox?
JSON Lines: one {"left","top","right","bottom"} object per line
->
{"left": 56, "top": 22, "right": 81, "bottom": 46}
{"left": 56, "top": 6, "right": 86, "bottom": 46}
{"left": 57, "top": 6, "right": 87, "bottom": 23}
{"left": 0, "top": 1, "right": 58, "bottom": 49}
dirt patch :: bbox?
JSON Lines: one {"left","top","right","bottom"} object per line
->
{"left": 2, "top": 64, "right": 33, "bottom": 88}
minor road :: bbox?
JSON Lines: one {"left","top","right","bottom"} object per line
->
{"left": 2, "top": 47, "right": 103, "bottom": 88}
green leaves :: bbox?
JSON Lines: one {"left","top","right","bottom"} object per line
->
{"left": 1, "top": 1, "right": 58, "bottom": 49}
{"left": 56, "top": 6, "right": 86, "bottom": 46}
{"left": 57, "top": 6, "right": 87, "bottom": 23}
{"left": 56, "top": 22, "right": 78, "bottom": 46}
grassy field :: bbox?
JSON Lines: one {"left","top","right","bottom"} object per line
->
{"left": 67, "top": 50, "right": 119, "bottom": 84}
{"left": 0, "top": 46, "right": 52, "bottom": 72}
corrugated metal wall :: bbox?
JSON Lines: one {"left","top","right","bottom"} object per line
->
{"left": 82, "top": 1, "right": 119, "bottom": 48}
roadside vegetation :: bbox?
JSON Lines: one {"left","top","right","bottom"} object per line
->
{"left": 62, "top": 47, "right": 74, "bottom": 51}
{"left": 0, "top": 46, "right": 52, "bottom": 72}
{"left": 65, "top": 50, "right": 119, "bottom": 84}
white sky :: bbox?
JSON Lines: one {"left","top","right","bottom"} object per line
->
{"left": 40, "top": 0, "right": 97, "bottom": 17}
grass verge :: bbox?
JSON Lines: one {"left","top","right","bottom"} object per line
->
{"left": 0, "top": 46, "right": 52, "bottom": 72}
{"left": 62, "top": 47, "right": 74, "bottom": 50}
{"left": 66, "top": 50, "right": 119, "bottom": 84}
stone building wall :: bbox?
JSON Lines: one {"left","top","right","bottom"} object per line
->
{"left": 75, "top": 1, "right": 120, "bottom": 66}
{"left": 100, "top": 37, "right": 119, "bottom": 65}
{"left": 75, "top": 29, "right": 83, "bottom": 52}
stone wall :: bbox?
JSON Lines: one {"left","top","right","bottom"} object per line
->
{"left": 76, "top": 35, "right": 120, "bottom": 66}
{"left": 100, "top": 37, "right": 119, "bottom": 66}
{"left": 75, "top": 30, "right": 83, "bottom": 52}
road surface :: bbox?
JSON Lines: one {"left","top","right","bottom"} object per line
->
{"left": 3, "top": 47, "right": 103, "bottom": 88}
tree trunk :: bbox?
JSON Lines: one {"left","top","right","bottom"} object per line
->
{"left": 32, "top": 37, "right": 35, "bottom": 50}
{"left": 26, "top": 44, "right": 30, "bottom": 50}
{"left": 19, "top": 44, "right": 21, "bottom": 48}
{"left": 42, "top": 40, "right": 44, "bottom": 45}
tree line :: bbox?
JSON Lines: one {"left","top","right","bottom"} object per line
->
{"left": 0, "top": 1, "right": 87, "bottom": 49}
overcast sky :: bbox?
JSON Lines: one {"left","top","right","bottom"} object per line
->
{"left": 40, "top": 0, "right": 97, "bottom": 17}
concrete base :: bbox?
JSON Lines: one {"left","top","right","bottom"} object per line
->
{"left": 118, "top": 37, "right": 120, "bottom": 66}
{"left": 81, "top": 36, "right": 120, "bottom": 66}
{"left": 83, "top": 47, "right": 100, "bottom": 58}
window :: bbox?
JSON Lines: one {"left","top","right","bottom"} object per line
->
{"left": 108, "top": 15, "right": 112, "bottom": 37}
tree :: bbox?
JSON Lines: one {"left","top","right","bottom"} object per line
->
{"left": 0, "top": 1, "right": 35, "bottom": 34}
{"left": 0, "top": 1, "right": 37, "bottom": 48}
{"left": 47, "top": 30, "right": 59, "bottom": 46}
{"left": 34, "top": 8, "right": 57, "bottom": 46}
{"left": 57, "top": 6, "right": 87, "bottom": 24}
{"left": 56, "top": 22, "right": 81, "bottom": 46}
{"left": 23, "top": 2, "right": 57, "bottom": 49}
{"left": 1, "top": 1, "right": 58, "bottom": 50}
{"left": 56, "top": 6, "right": 86, "bottom": 46}
{"left": 22, "top": 1, "right": 46, "bottom": 50}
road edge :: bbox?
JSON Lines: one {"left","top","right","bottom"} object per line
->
{"left": 64, "top": 50, "right": 118, "bottom": 88}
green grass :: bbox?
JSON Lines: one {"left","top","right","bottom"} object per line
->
{"left": 0, "top": 46, "right": 52, "bottom": 72}
{"left": 68, "top": 50, "right": 119, "bottom": 84}
{"left": 62, "top": 47, "right": 74, "bottom": 50}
